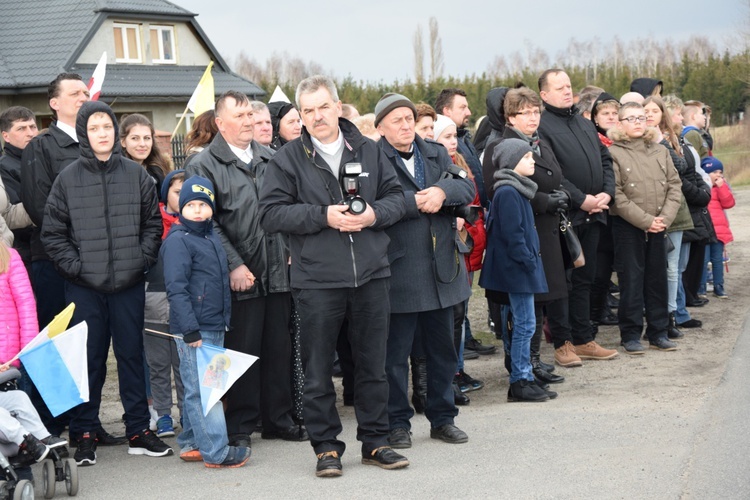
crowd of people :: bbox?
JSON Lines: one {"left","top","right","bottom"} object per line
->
{"left": 0, "top": 67, "right": 735, "bottom": 480}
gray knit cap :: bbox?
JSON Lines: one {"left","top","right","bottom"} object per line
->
{"left": 493, "top": 138, "right": 533, "bottom": 171}
{"left": 374, "top": 93, "right": 417, "bottom": 127}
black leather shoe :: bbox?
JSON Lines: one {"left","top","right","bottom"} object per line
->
{"left": 388, "top": 428, "right": 412, "bottom": 449}
{"left": 362, "top": 447, "right": 409, "bottom": 469}
{"left": 430, "top": 424, "right": 468, "bottom": 444}
{"left": 677, "top": 319, "right": 702, "bottom": 328}
{"left": 595, "top": 311, "right": 618, "bottom": 326}
{"left": 464, "top": 338, "right": 497, "bottom": 355}
{"left": 228, "top": 435, "right": 252, "bottom": 448}
{"left": 533, "top": 365, "right": 565, "bottom": 384}
{"left": 452, "top": 382, "right": 470, "bottom": 405}
{"left": 686, "top": 298, "right": 708, "bottom": 307}
{"left": 463, "top": 349, "right": 480, "bottom": 360}
{"left": 316, "top": 451, "right": 342, "bottom": 477}
{"left": 95, "top": 426, "right": 127, "bottom": 446}
{"left": 261, "top": 425, "right": 309, "bottom": 441}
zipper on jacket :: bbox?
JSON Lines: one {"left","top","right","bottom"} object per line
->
{"left": 310, "top": 149, "right": 359, "bottom": 287}
{"left": 101, "top": 170, "right": 116, "bottom": 290}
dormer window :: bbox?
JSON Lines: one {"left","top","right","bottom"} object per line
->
{"left": 114, "top": 22, "right": 142, "bottom": 63}
{"left": 150, "top": 25, "right": 176, "bottom": 64}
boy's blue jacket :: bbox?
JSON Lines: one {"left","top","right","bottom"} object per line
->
{"left": 479, "top": 185, "right": 548, "bottom": 294}
{"left": 161, "top": 216, "right": 231, "bottom": 341}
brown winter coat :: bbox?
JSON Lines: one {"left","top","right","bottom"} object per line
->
{"left": 608, "top": 128, "right": 682, "bottom": 231}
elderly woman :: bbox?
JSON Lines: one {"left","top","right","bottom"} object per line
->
{"left": 267, "top": 102, "right": 301, "bottom": 150}
{"left": 482, "top": 87, "right": 595, "bottom": 385}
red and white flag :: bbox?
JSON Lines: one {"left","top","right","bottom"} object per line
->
{"left": 87, "top": 52, "right": 107, "bottom": 101}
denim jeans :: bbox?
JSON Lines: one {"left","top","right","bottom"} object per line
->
{"left": 675, "top": 241, "right": 692, "bottom": 324}
{"left": 702, "top": 242, "right": 726, "bottom": 295}
{"left": 666, "top": 231, "right": 683, "bottom": 312}
{"left": 508, "top": 293, "right": 535, "bottom": 384}
{"left": 176, "top": 330, "right": 229, "bottom": 464}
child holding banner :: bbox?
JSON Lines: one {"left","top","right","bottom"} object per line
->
{"left": 161, "top": 176, "right": 250, "bottom": 468}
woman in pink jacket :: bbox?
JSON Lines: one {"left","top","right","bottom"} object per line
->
{"left": 701, "top": 157, "right": 734, "bottom": 298}
{"left": 0, "top": 241, "right": 38, "bottom": 367}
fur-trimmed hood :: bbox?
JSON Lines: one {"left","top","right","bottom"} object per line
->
{"left": 607, "top": 125, "right": 658, "bottom": 144}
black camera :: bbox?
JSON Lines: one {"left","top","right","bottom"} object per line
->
{"left": 438, "top": 165, "right": 480, "bottom": 224}
{"left": 341, "top": 163, "right": 367, "bottom": 215}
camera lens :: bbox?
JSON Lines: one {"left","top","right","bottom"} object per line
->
{"left": 348, "top": 197, "right": 367, "bottom": 215}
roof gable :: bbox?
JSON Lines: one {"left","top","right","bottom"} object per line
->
{"left": 0, "top": 0, "right": 259, "bottom": 95}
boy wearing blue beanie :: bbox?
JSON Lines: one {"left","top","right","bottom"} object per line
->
{"left": 161, "top": 175, "right": 250, "bottom": 468}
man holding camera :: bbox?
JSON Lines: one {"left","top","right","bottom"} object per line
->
{"left": 375, "top": 93, "right": 474, "bottom": 448}
{"left": 259, "top": 76, "right": 408, "bottom": 477}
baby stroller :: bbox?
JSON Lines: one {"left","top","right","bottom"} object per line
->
{"left": 0, "top": 368, "right": 78, "bottom": 499}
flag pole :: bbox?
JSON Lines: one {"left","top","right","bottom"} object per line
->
{"left": 172, "top": 60, "right": 215, "bottom": 139}
{"left": 171, "top": 104, "right": 191, "bottom": 139}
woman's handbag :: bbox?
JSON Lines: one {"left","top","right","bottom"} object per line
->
{"left": 559, "top": 212, "right": 585, "bottom": 269}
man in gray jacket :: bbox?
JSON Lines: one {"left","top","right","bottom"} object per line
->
{"left": 375, "top": 93, "right": 474, "bottom": 448}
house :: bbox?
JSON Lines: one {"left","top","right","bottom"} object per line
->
{"left": 0, "top": 0, "right": 265, "bottom": 133}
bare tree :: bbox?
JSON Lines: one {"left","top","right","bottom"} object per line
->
{"left": 413, "top": 24, "right": 425, "bottom": 84}
{"left": 429, "top": 17, "right": 444, "bottom": 81}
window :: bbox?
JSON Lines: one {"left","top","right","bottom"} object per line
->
{"left": 150, "top": 25, "right": 176, "bottom": 64}
{"left": 113, "top": 23, "right": 142, "bottom": 63}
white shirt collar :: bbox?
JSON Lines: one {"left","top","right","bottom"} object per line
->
{"left": 311, "top": 128, "right": 344, "bottom": 156}
{"left": 56, "top": 120, "right": 78, "bottom": 142}
{"left": 228, "top": 143, "right": 253, "bottom": 164}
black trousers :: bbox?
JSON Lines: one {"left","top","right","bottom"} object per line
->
{"left": 612, "top": 217, "right": 669, "bottom": 343}
{"left": 683, "top": 240, "right": 707, "bottom": 304}
{"left": 293, "top": 279, "right": 390, "bottom": 457}
{"left": 225, "top": 293, "right": 294, "bottom": 439}
{"left": 566, "top": 222, "right": 601, "bottom": 343}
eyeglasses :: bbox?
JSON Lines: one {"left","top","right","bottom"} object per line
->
{"left": 515, "top": 109, "right": 541, "bottom": 118}
{"left": 620, "top": 116, "right": 648, "bottom": 124}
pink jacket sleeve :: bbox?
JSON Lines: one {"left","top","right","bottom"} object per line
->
{"left": 8, "top": 249, "right": 38, "bottom": 351}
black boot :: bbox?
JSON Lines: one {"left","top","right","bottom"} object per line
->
{"left": 410, "top": 356, "right": 427, "bottom": 413}
{"left": 531, "top": 313, "right": 563, "bottom": 384}
{"left": 453, "top": 381, "right": 470, "bottom": 406}
{"left": 668, "top": 312, "right": 684, "bottom": 340}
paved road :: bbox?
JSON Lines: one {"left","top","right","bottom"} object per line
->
{"left": 28, "top": 314, "right": 749, "bottom": 500}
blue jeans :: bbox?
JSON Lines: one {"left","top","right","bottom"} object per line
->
{"left": 666, "top": 231, "right": 683, "bottom": 312}
{"left": 176, "top": 330, "right": 229, "bottom": 464}
{"left": 675, "top": 242, "right": 693, "bottom": 324}
{"left": 702, "top": 242, "right": 725, "bottom": 295}
{"left": 508, "top": 293, "right": 535, "bottom": 384}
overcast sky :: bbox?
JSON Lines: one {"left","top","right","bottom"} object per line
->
{"left": 177, "top": 0, "right": 744, "bottom": 82}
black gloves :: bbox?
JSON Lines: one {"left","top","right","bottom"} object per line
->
{"left": 546, "top": 189, "right": 570, "bottom": 214}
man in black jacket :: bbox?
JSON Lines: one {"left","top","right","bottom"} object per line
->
{"left": 259, "top": 75, "right": 408, "bottom": 478}
{"left": 42, "top": 101, "right": 170, "bottom": 466}
{"left": 0, "top": 106, "right": 37, "bottom": 266}
{"left": 537, "top": 69, "right": 618, "bottom": 363}
{"left": 185, "top": 91, "right": 304, "bottom": 450}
